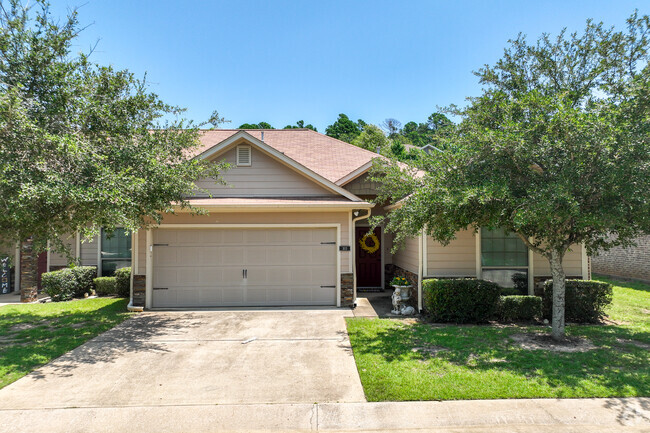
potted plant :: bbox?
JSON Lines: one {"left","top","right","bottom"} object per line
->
{"left": 390, "top": 276, "right": 412, "bottom": 301}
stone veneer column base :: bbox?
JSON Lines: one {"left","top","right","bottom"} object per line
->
{"left": 340, "top": 273, "right": 353, "bottom": 307}
{"left": 20, "top": 239, "right": 38, "bottom": 303}
{"left": 133, "top": 275, "right": 146, "bottom": 307}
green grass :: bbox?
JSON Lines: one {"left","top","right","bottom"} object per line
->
{"left": 0, "top": 298, "right": 130, "bottom": 389}
{"left": 347, "top": 276, "right": 649, "bottom": 401}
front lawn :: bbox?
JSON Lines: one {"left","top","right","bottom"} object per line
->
{"left": 0, "top": 298, "right": 130, "bottom": 389}
{"left": 347, "top": 276, "right": 649, "bottom": 401}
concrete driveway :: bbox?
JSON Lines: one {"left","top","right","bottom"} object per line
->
{"left": 0, "top": 308, "right": 366, "bottom": 409}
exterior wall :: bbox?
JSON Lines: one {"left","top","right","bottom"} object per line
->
{"left": 143, "top": 211, "right": 352, "bottom": 273}
{"left": 341, "top": 273, "right": 353, "bottom": 307}
{"left": 136, "top": 230, "right": 146, "bottom": 275}
{"left": 80, "top": 235, "right": 99, "bottom": 266}
{"left": 344, "top": 174, "right": 381, "bottom": 196}
{"left": 532, "top": 246, "right": 584, "bottom": 278}
{"left": 194, "top": 147, "right": 335, "bottom": 197}
{"left": 392, "top": 236, "right": 420, "bottom": 274}
{"left": 427, "top": 230, "right": 477, "bottom": 277}
{"left": 49, "top": 234, "right": 78, "bottom": 267}
{"left": 591, "top": 235, "right": 650, "bottom": 282}
{"left": 424, "top": 229, "right": 586, "bottom": 280}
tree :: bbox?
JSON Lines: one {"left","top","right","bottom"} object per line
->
{"left": 0, "top": 0, "right": 226, "bottom": 299}
{"left": 380, "top": 118, "right": 402, "bottom": 138}
{"left": 325, "top": 113, "right": 365, "bottom": 143}
{"left": 238, "top": 122, "right": 274, "bottom": 129}
{"left": 351, "top": 124, "right": 389, "bottom": 152}
{"left": 283, "top": 120, "right": 317, "bottom": 131}
{"left": 372, "top": 13, "right": 650, "bottom": 340}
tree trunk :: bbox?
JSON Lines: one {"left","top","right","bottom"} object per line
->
{"left": 20, "top": 238, "right": 38, "bottom": 303}
{"left": 549, "top": 249, "right": 566, "bottom": 341}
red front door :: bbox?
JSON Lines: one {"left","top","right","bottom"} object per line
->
{"left": 356, "top": 227, "right": 382, "bottom": 288}
{"left": 37, "top": 252, "right": 48, "bottom": 290}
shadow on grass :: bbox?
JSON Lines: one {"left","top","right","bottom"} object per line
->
{"left": 348, "top": 319, "right": 650, "bottom": 400}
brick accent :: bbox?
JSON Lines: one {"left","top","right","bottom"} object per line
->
{"left": 20, "top": 239, "right": 38, "bottom": 302}
{"left": 591, "top": 235, "right": 650, "bottom": 283}
{"left": 341, "top": 273, "right": 353, "bottom": 307}
{"left": 133, "top": 275, "right": 146, "bottom": 307}
{"left": 385, "top": 264, "right": 419, "bottom": 309}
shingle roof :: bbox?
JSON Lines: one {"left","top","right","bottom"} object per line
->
{"left": 193, "top": 129, "right": 380, "bottom": 184}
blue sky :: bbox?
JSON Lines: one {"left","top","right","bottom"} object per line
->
{"left": 53, "top": 0, "right": 648, "bottom": 131}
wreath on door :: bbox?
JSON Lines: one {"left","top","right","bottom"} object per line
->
{"left": 359, "top": 232, "right": 380, "bottom": 254}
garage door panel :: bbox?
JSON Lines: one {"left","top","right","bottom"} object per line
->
{"left": 153, "top": 228, "right": 337, "bottom": 307}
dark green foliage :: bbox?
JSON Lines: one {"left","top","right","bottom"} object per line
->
{"left": 499, "top": 286, "right": 521, "bottom": 296}
{"left": 94, "top": 277, "right": 116, "bottom": 296}
{"left": 497, "top": 295, "right": 542, "bottom": 322}
{"left": 42, "top": 266, "right": 96, "bottom": 301}
{"left": 422, "top": 278, "right": 501, "bottom": 323}
{"left": 283, "top": 120, "right": 317, "bottom": 131}
{"left": 238, "top": 122, "right": 274, "bottom": 129}
{"left": 511, "top": 272, "right": 529, "bottom": 294}
{"left": 114, "top": 267, "right": 131, "bottom": 298}
{"left": 542, "top": 280, "right": 613, "bottom": 323}
{"left": 325, "top": 114, "right": 365, "bottom": 143}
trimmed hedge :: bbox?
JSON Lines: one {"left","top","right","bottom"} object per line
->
{"left": 423, "top": 278, "right": 501, "bottom": 323}
{"left": 114, "top": 267, "right": 131, "bottom": 298}
{"left": 511, "top": 272, "right": 529, "bottom": 295}
{"left": 542, "top": 279, "right": 613, "bottom": 323}
{"left": 497, "top": 295, "right": 542, "bottom": 322}
{"left": 42, "top": 266, "right": 96, "bottom": 302}
{"left": 94, "top": 277, "right": 117, "bottom": 296}
{"left": 499, "top": 286, "right": 521, "bottom": 296}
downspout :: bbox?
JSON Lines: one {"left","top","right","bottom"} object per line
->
{"left": 351, "top": 208, "right": 372, "bottom": 307}
{"left": 418, "top": 230, "right": 424, "bottom": 312}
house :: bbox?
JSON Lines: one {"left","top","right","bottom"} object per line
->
{"left": 591, "top": 235, "right": 650, "bottom": 283}
{"left": 6, "top": 129, "right": 590, "bottom": 309}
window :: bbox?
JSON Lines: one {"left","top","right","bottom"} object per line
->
{"left": 236, "top": 145, "right": 252, "bottom": 166}
{"left": 481, "top": 228, "right": 528, "bottom": 288}
{"left": 101, "top": 228, "right": 131, "bottom": 276}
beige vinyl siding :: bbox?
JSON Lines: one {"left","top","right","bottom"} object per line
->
{"left": 146, "top": 211, "right": 352, "bottom": 273}
{"left": 344, "top": 174, "right": 380, "bottom": 196}
{"left": 393, "top": 236, "right": 420, "bottom": 273}
{"left": 194, "top": 147, "right": 335, "bottom": 197}
{"left": 80, "top": 235, "right": 99, "bottom": 266}
{"left": 427, "top": 230, "right": 477, "bottom": 277}
{"left": 533, "top": 245, "right": 584, "bottom": 277}
{"left": 49, "top": 234, "right": 78, "bottom": 267}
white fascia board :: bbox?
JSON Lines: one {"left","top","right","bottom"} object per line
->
{"left": 336, "top": 161, "right": 373, "bottom": 186}
{"left": 194, "top": 131, "right": 364, "bottom": 202}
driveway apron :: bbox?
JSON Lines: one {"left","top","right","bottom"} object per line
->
{"left": 0, "top": 309, "right": 366, "bottom": 409}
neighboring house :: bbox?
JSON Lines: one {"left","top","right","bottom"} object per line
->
{"left": 8, "top": 129, "right": 589, "bottom": 309}
{"left": 591, "top": 235, "right": 650, "bottom": 283}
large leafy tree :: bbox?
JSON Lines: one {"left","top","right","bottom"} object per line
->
{"left": 238, "top": 122, "right": 274, "bottom": 129}
{"left": 373, "top": 13, "right": 650, "bottom": 340}
{"left": 283, "top": 120, "right": 317, "bottom": 131}
{"left": 0, "top": 1, "right": 225, "bottom": 294}
{"left": 325, "top": 113, "right": 365, "bottom": 143}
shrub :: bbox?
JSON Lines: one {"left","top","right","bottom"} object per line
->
{"left": 114, "top": 267, "right": 131, "bottom": 298}
{"left": 422, "top": 278, "right": 501, "bottom": 323}
{"left": 497, "top": 296, "right": 542, "bottom": 322}
{"left": 542, "top": 280, "right": 613, "bottom": 323}
{"left": 511, "top": 272, "right": 529, "bottom": 295}
{"left": 94, "top": 277, "right": 117, "bottom": 296}
{"left": 42, "top": 266, "right": 96, "bottom": 302}
{"left": 499, "top": 286, "right": 521, "bottom": 296}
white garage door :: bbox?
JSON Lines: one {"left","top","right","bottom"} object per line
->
{"left": 152, "top": 228, "right": 337, "bottom": 308}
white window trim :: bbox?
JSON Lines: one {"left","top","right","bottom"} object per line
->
{"left": 236, "top": 145, "right": 252, "bottom": 166}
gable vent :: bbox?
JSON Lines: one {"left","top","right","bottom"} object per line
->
{"left": 236, "top": 145, "right": 252, "bottom": 166}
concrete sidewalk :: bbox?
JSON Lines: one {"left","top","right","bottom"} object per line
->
{"left": 1, "top": 398, "right": 648, "bottom": 432}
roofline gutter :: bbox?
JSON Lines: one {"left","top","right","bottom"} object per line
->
{"left": 172, "top": 202, "right": 375, "bottom": 212}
